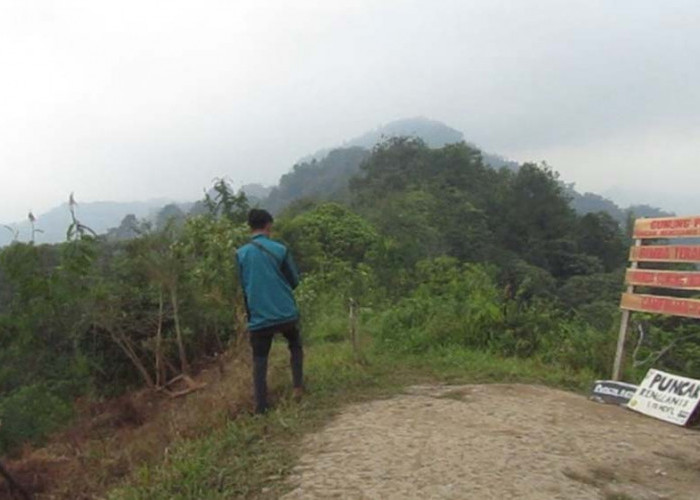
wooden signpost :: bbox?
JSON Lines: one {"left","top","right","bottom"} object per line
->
{"left": 632, "top": 216, "right": 700, "bottom": 239}
{"left": 624, "top": 269, "right": 700, "bottom": 290}
{"left": 613, "top": 215, "right": 700, "bottom": 381}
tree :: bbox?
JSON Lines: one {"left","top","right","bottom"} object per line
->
{"left": 278, "top": 203, "right": 380, "bottom": 273}
{"left": 577, "top": 212, "right": 627, "bottom": 272}
{"left": 203, "top": 178, "right": 248, "bottom": 223}
{"left": 155, "top": 204, "right": 186, "bottom": 232}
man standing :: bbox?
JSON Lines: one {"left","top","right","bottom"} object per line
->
{"left": 236, "top": 209, "right": 304, "bottom": 414}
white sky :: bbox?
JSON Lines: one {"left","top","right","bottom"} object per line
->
{"left": 1, "top": 0, "right": 699, "bottom": 221}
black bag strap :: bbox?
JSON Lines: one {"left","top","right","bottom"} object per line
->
{"left": 250, "top": 240, "right": 296, "bottom": 287}
{"left": 250, "top": 240, "right": 284, "bottom": 268}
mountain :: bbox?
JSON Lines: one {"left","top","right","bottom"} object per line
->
{"left": 241, "top": 184, "right": 274, "bottom": 204}
{"left": 266, "top": 147, "right": 371, "bottom": 213}
{"left": 300, "top": 117, "right": 519, "bottom": 171}
{"left": 567, "top": 188, "right": 674, "bottom": 224}
{"left": 0, "top": 199, "right": 173, "bottom": 246}
{"left": 266, "top": 117, "right": 522, "bottom": 213}
{"left": 345, "top": 116, "right": 464, "bottom": 149}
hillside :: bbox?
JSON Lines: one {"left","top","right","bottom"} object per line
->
{"left": 568, "top": 189, "right": 673, "bottom": 223}
{"left": 266, "top": 147, "right": 371, "bottom": 213}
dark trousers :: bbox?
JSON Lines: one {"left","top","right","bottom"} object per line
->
{"left": 249, "top": 321, "right": 304, "bottom": 414}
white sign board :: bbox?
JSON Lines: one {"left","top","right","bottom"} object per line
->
{"left": 627, "top": 369, "right": 700, "bottom": 426}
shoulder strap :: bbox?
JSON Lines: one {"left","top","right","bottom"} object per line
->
{"left": 250, "top": 240, "right": 284, "bottom": 268}
{"left": 250, "top": 240, "right": 296, "bottom": 287}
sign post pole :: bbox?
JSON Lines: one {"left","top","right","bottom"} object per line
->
{"left": 612, "top": 310, "right": 630, "bottom": 381}
{"left": 612, "top": 238, "right": 641, "bottom": 381}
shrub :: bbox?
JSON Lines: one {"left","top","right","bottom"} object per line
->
{"left": 0, "top": 383, "right": 73, "bottom": 454}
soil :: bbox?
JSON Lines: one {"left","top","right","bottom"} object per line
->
{"left": 281, "top": 384, "right": 700, "bottom": 500}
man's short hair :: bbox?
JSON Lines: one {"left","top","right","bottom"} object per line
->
{"left": 248, "top": 209, "right": 274, "bottom": 229}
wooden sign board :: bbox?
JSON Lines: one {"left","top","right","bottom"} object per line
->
{"left": 629, "top": 245, "right": 700, "bottom": 263}
{"left": 634, "top": 216, "right": 700, "bottom": 239}
{"left": 625, "top": 269, "right": 700, "bottom": 290}
{"left": 627, "top": 369, "right": 700, "bottom": 426}
{"left": 620, "top": 293, "right": 700, "bottom": 320}
{"left": 613, "top": 214, "right": 700, "bottom": 381}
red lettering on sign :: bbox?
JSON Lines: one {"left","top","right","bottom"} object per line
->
{"left": 637, "top": 247, "right": 670, "bottom": 259}
{"left": 678, "top": 247, "right": 700, "bottom": 260}
{"left": 626, "top": 270, "right": 700, "bottom": 289}
{"left": 621, "top": 293, "right": 700, "bottom": 319}
{"left": 651, "top": 219, "right": 691, "bottom": 229}
{"left": 633, "top": 216, "right": 700, "bottom": 239}
{"left": 630, "top": 246, "right": 700, "bottom": 263}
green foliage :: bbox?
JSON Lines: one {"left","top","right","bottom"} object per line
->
{"left": 370, "top": 256, "right": 617, "bottom": 373}
{"left": 0, "top": 181, "right": 253, "bottom": 452}
{"left": 175, "top": 214, "right": 250, "bottom": 348}
{"left": 0, "top": 383, "right": 74, "bottom": 453}
{"left": 628, "top": 315, "right": 700, "bottom": 380}
{"left": 577, "top": 212, "right": 627, "bottom": 272}
{"left": 372, "top": 259, "right": 503, "bottom": 353}
{"left": 266, "top": 147, "right": 371, "bottom": 212}
{"left": 558, "top": 272, "right": 624, "bottom": 311}
{"left": 155, "top": 204, "right": 186, "bottom": 232}
{"left": 203, "top": 178, "right": 249, "bottom": 223}
{"left": 277, "top": 203, "right": 380, "bottom": 273}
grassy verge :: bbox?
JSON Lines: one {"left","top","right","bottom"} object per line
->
{"left": 108, "top": 341, "right": 596, "bottom": 499}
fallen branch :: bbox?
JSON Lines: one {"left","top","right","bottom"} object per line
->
{"left": 167, "top": 375, "right": 206, "bottom": 398}
{"left": 157, "top": 374, "right": 206, "bottom": 398}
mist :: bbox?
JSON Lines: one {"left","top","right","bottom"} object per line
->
{"left": 1, "top": 0, "right": 699, "bottom": 222}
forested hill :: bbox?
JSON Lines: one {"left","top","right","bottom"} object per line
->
{"left": 567, "top": 189, "right": 672, "bottom": 222}
{"left": 265, "top": 119, "right": 671, "bottom": 222}
{"left": 266, "top": 117, "right": 519, "bottom": 212}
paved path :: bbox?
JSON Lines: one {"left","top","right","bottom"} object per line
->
{"left": 281, "top": 384, "right": 700, "bottom": 499}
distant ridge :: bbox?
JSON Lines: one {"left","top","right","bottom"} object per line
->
{"left": 0, "top": 199, "right": 173, "bottom": 246}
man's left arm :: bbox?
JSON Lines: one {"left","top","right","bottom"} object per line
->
{"left": 236, "top": 252, "right": 251, "bottom": 320}
{"left": 282, "top": 250, "right": 300, "bottom": 290}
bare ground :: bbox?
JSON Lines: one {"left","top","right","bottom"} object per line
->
{"left": 281, "top": 384, "right": 700, "bottom": 500}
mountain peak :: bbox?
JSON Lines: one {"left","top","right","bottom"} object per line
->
{"left": 346, "top": 117, "right": 464, "bottom": 149}
{"left": 300, "top": 117, "right": 466, "bottom": 164}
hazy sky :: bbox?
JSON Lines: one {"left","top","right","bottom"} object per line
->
{"left": 1, "top": 0, "right": 699, "bottom": 222}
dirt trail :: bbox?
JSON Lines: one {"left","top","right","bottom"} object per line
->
{"left": 281, "top": 384, "right": 700, "bottom": 499}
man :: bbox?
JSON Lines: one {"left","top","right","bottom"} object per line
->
{"left": 236, "top": 208, "right": 304, "bottom": 414}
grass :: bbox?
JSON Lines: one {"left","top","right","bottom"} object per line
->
{"left": 107, "top": 339, "right": 596, "bottom": 499}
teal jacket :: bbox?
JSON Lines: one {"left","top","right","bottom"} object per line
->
{"left": 236, "top": 234, "right": 300, "bottom": 332}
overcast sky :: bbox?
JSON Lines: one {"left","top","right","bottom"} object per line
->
{"left": 1, "top": 0, "right": 699, "bottom": 222}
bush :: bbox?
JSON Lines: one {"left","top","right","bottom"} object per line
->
{"left": 537, "top": 320, "right": 615, "bottom": 375}
{"left": 372, "top": 260, "right": 504, "bottom": 353}
{"left": 0, "top": 383, "right": 73, "bottom": 454}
